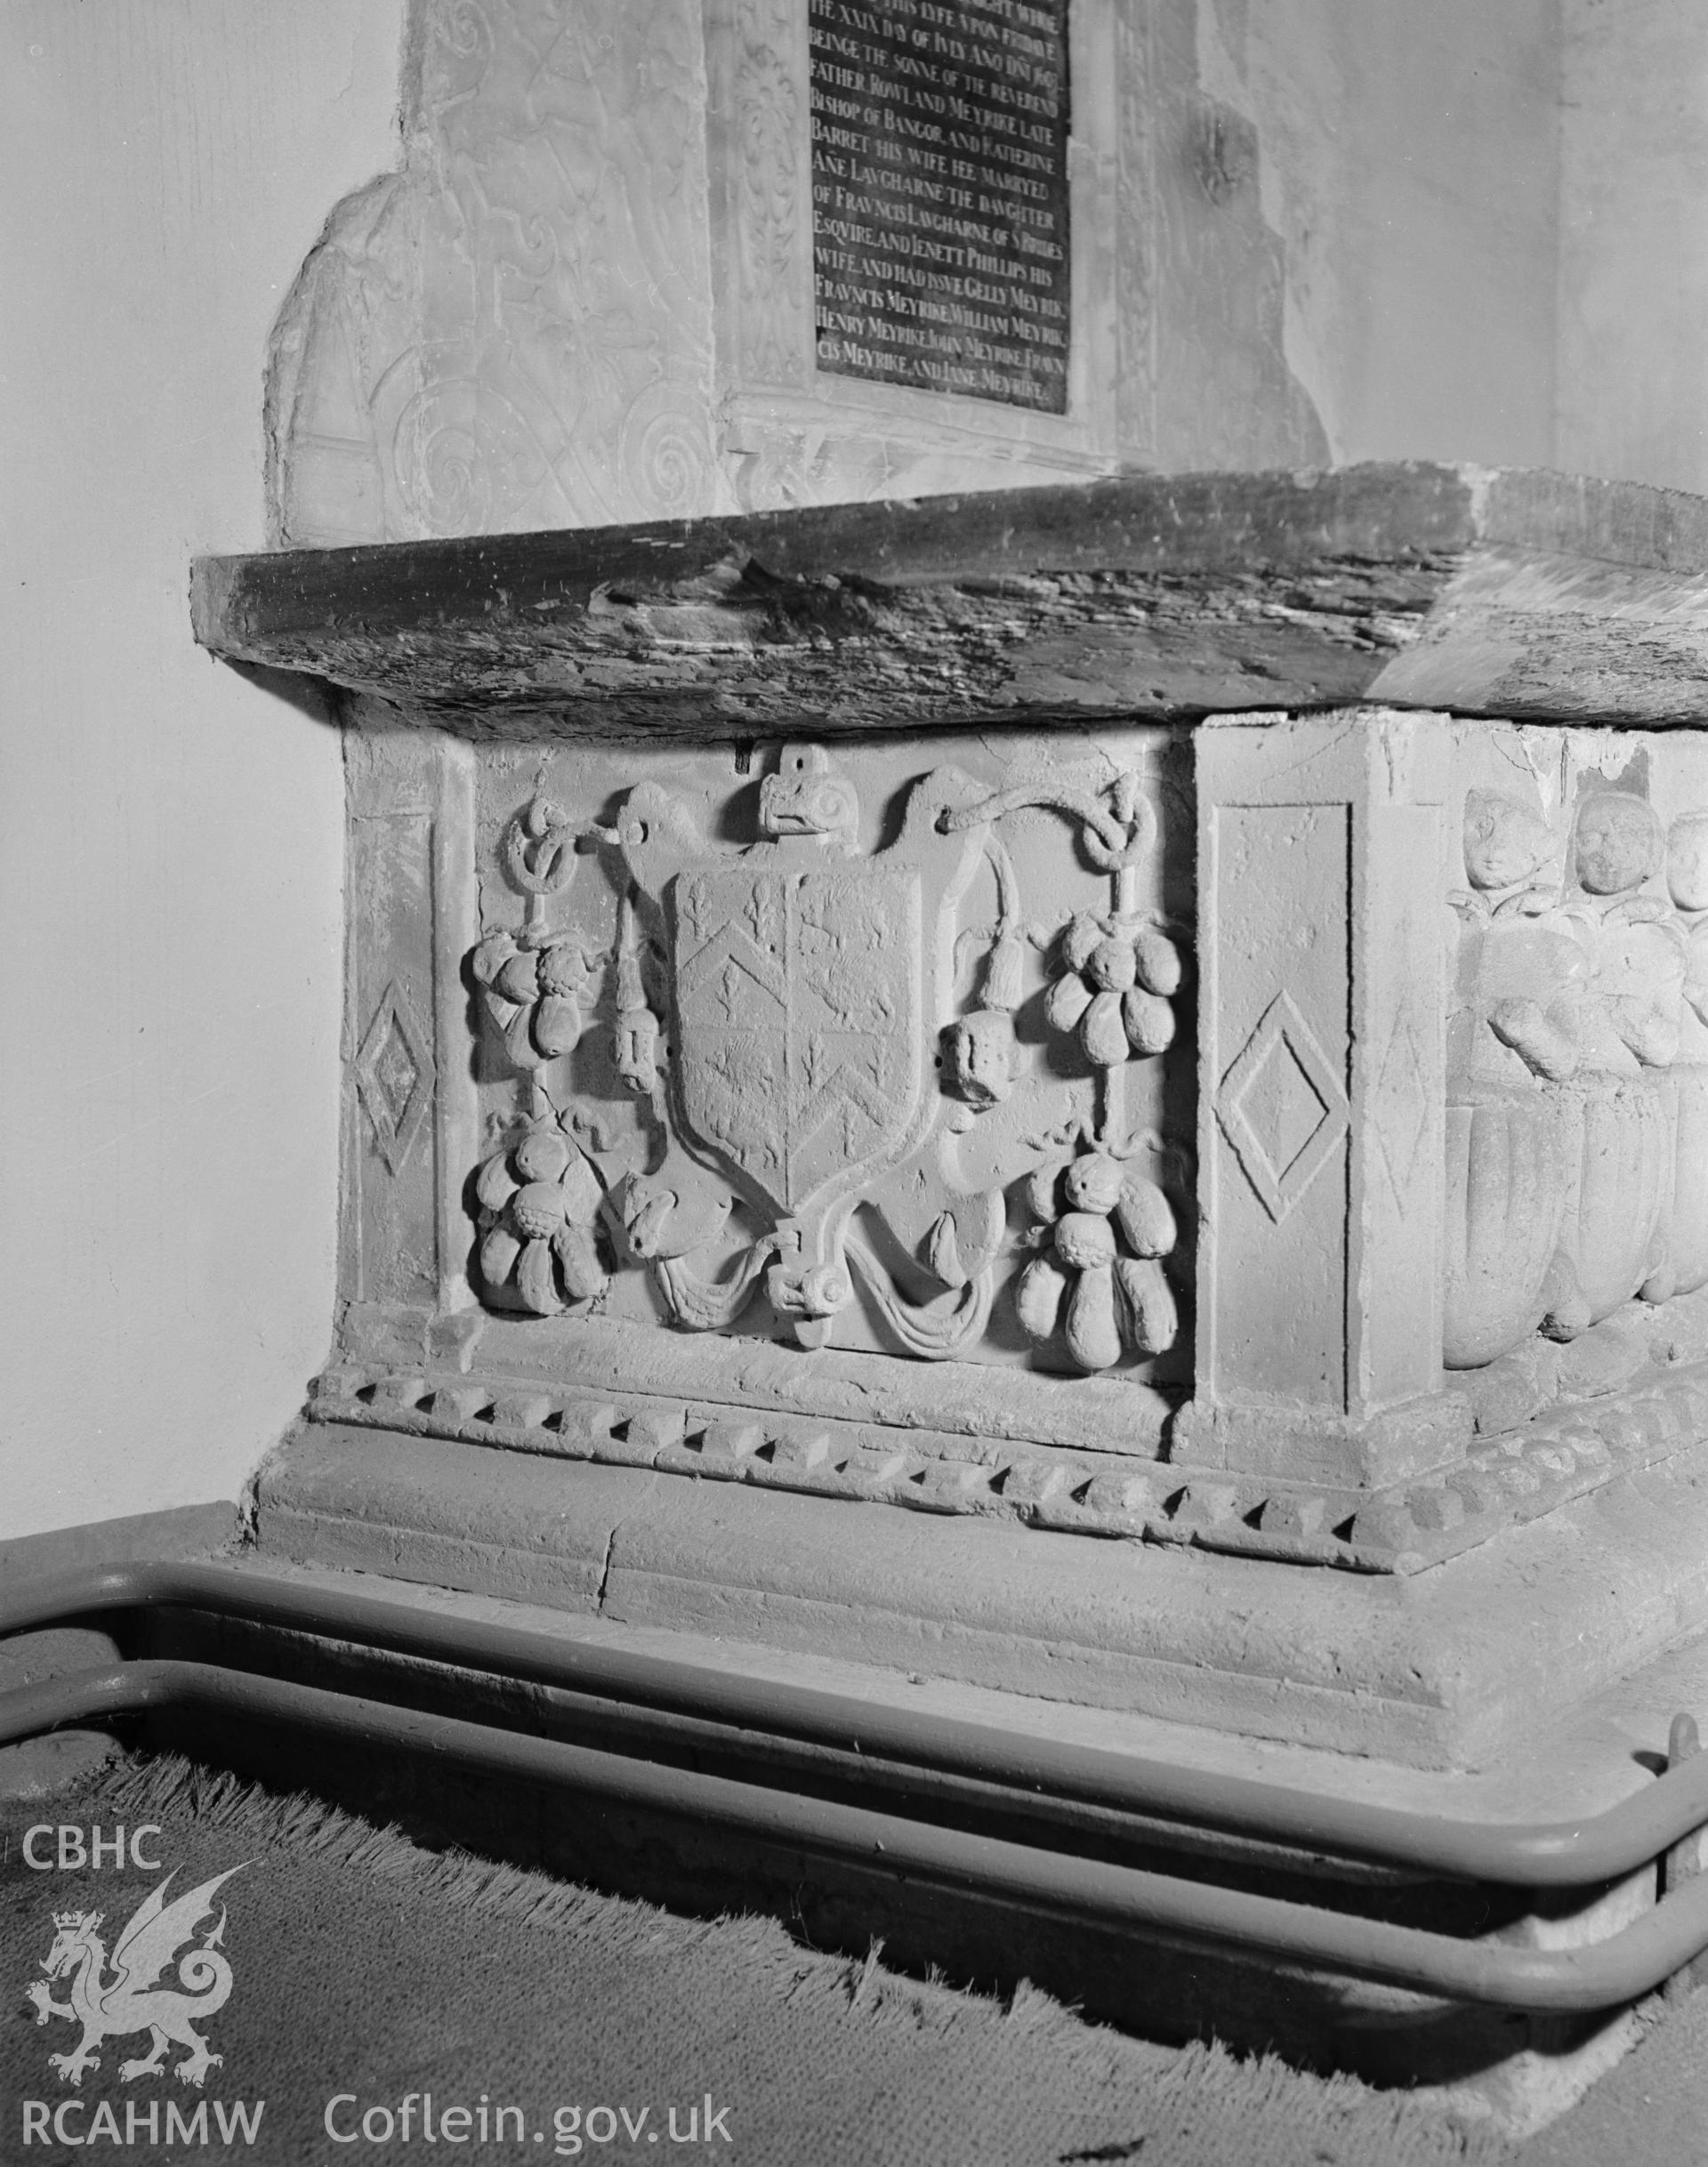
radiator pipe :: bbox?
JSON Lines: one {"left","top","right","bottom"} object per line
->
{"left": 4, "top": 1559, "right": 1704, "bottom": 1890}
{"left": 2, "top": 1654, "right": 1703, "bottom": 2016}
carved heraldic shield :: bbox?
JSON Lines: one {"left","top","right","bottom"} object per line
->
{"left": 673, "top": 865, "right": 922, "bottom": 1213}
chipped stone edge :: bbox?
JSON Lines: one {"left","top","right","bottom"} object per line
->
{"left": 302, "top": 1363, "right": 1708, "bottom": 1575}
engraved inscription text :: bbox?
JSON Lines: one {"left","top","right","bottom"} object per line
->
{"left": 809, "top": 0, "right": 1071, "bottom": 411}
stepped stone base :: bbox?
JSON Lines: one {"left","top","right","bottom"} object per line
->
{"left": 262, "top": 1419, "right": 1708, "bottom": 1774}
{"left": 200, "top": 1533, "right": 1708, "bottom": 2139}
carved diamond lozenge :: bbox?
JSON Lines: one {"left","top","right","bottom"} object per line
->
{"left": 1217, "top": 992, "right": 1348, "bottom": 1223}
{"left": 1374, "top": 1002, "right": 1431, "bottom": 1209}
{"left": 355, "top": 981, "right": 435, "bottom": 1174}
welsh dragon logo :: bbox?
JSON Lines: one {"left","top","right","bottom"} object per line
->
{"left": 26, "top": 1865, "right": 242, "bottom": 2089}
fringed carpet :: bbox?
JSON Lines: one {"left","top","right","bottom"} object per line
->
{"left": 1, "top": 1751, "right": 1696, "bottom": 2166}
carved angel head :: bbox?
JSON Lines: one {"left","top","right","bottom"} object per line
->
{"left": 1572, "top": 791, "right": 1661, "bottom": 897}
{"left": 1462, "top": 789, "right": 1555, "bottom": 894}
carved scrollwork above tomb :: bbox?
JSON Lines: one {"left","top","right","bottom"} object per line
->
{"left": 269, "top": 0, "right": 731, "bottom": 545}
{"left": 725, "top": 0, "right": 806, "bottom": 391}
{"left": 460, "top": 736, "right": 1192, "bottom": 1387}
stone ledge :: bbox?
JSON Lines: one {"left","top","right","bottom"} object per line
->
{"left": 191, "top": 463, "right": 1708, "bottom": 731}
{"left": 306, "top": 1351, "right": 1708, "bottom": 1576}
{"left": 169, "top": 1551, "right": 1696, "bottom": 1829}
{"left": 262, "top": 1420, "right": 1708, "bottom": 1771}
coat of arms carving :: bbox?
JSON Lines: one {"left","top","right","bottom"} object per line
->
{"left": 469, "top": 741, "right": 1188, "bottom": 1371}
{"left": 671, "top": 861, "right": 922, "bottom": 1212}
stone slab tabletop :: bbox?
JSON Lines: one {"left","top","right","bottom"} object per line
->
{"left": 191, "top": 462, "right": 1708, "bottom": 733}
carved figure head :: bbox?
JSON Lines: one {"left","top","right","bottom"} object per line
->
{"left": 1669, "top": 810, "right": 1708, "bottom": 914}
{"left": 1462, "top": 789, "right": 1554, "bottom": 893}
{"left": 759, "top": 743, "right": 858, "bottom": 850}
{"left": 1572, "top": 791, "right": 1661, "bottom": 897}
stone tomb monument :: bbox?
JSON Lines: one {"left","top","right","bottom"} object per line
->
{"left": 191, "top": 0, "right": 1708, "bottom": 2123}
{"left": 195, "top": 460, "right": 1708, "bottom": 2109}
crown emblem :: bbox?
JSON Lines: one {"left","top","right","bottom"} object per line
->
{"left": 51, "top": 1909, "right": 101, "bottom": 1930}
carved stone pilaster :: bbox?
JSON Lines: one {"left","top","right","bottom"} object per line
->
{"left": 1180, "top": 711, "right": 1465, "bottom": 1487}
{"left": 341, "top": 729, "right": 480, "bottom": 1348}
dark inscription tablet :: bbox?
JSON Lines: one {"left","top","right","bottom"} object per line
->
{"left": 810, "top": 1, "right": 1070, "bottom": 413}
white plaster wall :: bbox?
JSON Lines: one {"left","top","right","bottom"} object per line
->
{"left": 1240, "top": 0, "right": 1708, "bottom": 491}
{"left": 1215, "top": 0, "right": 1563, "bottom": 471}
{"left": 1557, "top": 0, "right": 1708, "bottom": 494}
{"left": 0, "top": 2, "right": 406, "bottom": 1540}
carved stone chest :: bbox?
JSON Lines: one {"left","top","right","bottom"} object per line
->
{"left": 194, "top": 462, "right": 1708, "bottom": 1770}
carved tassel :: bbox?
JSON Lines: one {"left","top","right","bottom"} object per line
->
{"left": 1116, "top": 1257, "right": 1179, "bottom": 1357}
{"left": 533, "top": 994, "right": 583, "bottom": 1059}
{"left": 944, "top": 1009, "right": 1014, "bottom": 1104}
{"left": 516, "top": 1238, "right": 563, "bottom": 1317}
{"left": 1065, "top": 1263, "right": 1123, "bottom": 1371}
{"left": 616, "top": 1007, "right": 660, "bottom": 1094}
{"left": 982, "top": 927, "right": 1026, "bottom": 1012}
{"left": 615, "top": 893, "right": 647, "bottom": 1012}
{"left": 1116, "top": 1176, "right": 1177, "bottom": 1259}
{"left": 1015, "top": 1255, "right": 1070, "bottom": 1341}
{"left": 1045, "top": 972, "right": 1093, "bottom": 1032}
{"left": 1079, "top": 989, "right": 1130, "bottom": 1067}
{"left": 614, "top": 892, "right": 660, "bottom": 1093}
{"left": 553, "top": 1223, "right": 608, "bottom": 1302}
{"left": 1132, "top": 927, "right": 1183, "bottom": 996}
{"left": 479, "top": 1226, "right": 521, "bottom": 1289}
{"left": 1122, "top": 987, "right": 1176, "bottom": 1055}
